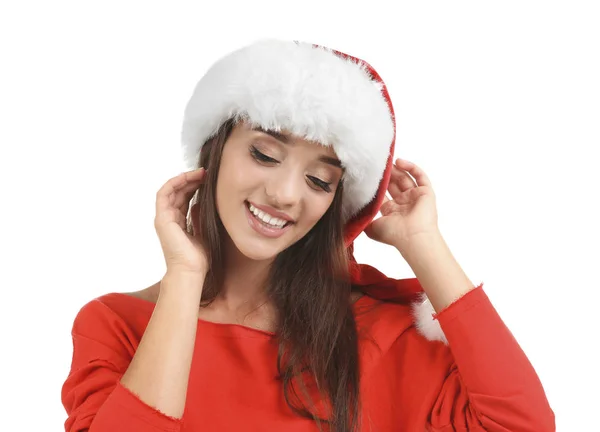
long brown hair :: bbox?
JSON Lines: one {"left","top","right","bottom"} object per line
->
{"left": 187, "top": 117, "right": 362, "bottom": 431}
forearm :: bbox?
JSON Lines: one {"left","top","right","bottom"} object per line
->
{"left": 120, "top": 271, "right": 204, "bottom": 419}
{"left": 395, "top": 231, "right": 476, "bottom": 313}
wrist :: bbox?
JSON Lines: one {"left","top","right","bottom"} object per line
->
{"left": 395, "top": 231, "right": 475, "bottom": 312}
{"left": 160, "top": 270, "right": 206, "bottom": 298}
{"left": 394, "top": 230, "right": 445, "bottom": 258}
{"left": 165, "top": 266, "right": 208, "bottom": 280}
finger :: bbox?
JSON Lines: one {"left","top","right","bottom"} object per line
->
{"left": 387, "top": 176, "right": 404, "bottom": 199}
{"left": 164, "top": 168, "right": 205, "bottom": 195}
{"left": 395, "top": 158, "right": 432, "bottom": 188}
{"left": 156, "top": 168, "right": 205, "bottom": 213}
{"left": 379, "top": 192, "right": 396, "bottom": 214}
{"left": 172, "top": 174, "right": 206, "bottom": 210}
{"left": 391, "top": 164, "right": 417, "bottom": 191}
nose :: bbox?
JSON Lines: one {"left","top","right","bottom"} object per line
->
{"left": 264, "top": 168, "right": 302, "bottom": 210}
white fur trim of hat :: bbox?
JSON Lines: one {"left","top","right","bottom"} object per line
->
{"left": 181, "top": 38, "right": 395, "bottom": 222}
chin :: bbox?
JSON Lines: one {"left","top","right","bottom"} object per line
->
{"left": 233, "top": 223, "right": 305, "bottom": 262}
{"left": 237, "top": 242, "right": 282, "bottom": 261}
{"left": 225, "top": 224, "right": 289, "bottom": 260}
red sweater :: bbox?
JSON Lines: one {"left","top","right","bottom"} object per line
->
{"left": 61, "top": 279, "right": 554, "bottom": 431}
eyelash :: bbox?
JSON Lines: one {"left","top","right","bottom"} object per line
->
{"left": 249, "top": 146, "right": 332, "bottom": 192}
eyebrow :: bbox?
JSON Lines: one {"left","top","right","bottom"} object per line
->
{"left": 252, "top": 125, "right": 344, "bottom": 170}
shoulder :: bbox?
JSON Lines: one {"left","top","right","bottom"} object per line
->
{"left": 354, "top": 292, "right": 448, "bottom": 346}
{"left": 70, "top": 287, "right": 156, "bottom": 350}
{"left": 357, "top": 299, "right": 452, "bottom": 382}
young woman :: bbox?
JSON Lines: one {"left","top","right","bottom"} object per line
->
{"left": 61, "top": 39, "right": 555, "bottom": 431}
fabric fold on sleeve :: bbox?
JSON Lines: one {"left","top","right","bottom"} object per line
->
{"left": 90, "top": 380, "right": 183, "bottom": 432}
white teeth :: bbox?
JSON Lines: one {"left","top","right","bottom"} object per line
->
{"left": 248, "top": 203, "right": 288, "bottom": 228}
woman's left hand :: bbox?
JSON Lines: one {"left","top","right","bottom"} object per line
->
{"left": 364, "top": 158, "right": 440, "bottom": 249}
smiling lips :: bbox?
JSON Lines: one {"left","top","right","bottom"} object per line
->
{"left": 245, "top": 201, "right": 294, "bottom": 238}
{"left": 248, "top": 201, "right": 294, "bottom": 223}
{"left": 247, "top": 202, "right": 289, "bottom": 228}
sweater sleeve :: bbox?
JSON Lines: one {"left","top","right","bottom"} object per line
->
{"left": 61, "top": 299, "right": 183, "bottom": 432}
{"left": 363, "top": 286, "right": 555, "bottom": 432}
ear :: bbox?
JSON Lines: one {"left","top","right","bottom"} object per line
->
{"left": 189, "top": 201, "right": 201, "bottom": 236}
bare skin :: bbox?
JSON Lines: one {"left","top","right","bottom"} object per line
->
{"left": 125, "top": 282, "right": 364, "bottom": 334}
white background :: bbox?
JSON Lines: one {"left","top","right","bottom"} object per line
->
{"left": 1, "top": 1, "right": 598, "bottom": 430}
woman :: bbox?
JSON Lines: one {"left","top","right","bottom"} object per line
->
{"left": 61, "top": 39, "right": 555, "bottom": 431}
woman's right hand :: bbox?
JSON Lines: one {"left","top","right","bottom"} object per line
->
{"left": 154, "top": 168, "right": 209, "bottom": 277}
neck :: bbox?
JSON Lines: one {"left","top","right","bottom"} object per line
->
{"left": 217, "top": 239, "right": 273, "bottom": 313}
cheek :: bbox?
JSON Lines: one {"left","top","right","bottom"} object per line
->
{"left": 300, "top": 198, "right": 334, "bottom": 228}
{"left": 218, "top": 154, "right": 257, "bottom": 195}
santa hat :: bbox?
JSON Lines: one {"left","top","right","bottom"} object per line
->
{"left": 181, "top": 38, "right": 394, "bottom": 224}
{"left": 180, "top": 38, "right": 446, "bottom": 344}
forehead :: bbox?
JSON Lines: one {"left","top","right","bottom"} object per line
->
{"left": 235, "top": 120, "right": 338, "bottom": 157}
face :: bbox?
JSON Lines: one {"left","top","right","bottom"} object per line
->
{"left": 215, "top": 120, "right": 344, "bottom": 262}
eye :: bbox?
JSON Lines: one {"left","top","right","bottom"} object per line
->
{"left": 250, "top": 146, "right": 278, "bottom": 163}
{"left": 307, "top": 175, "right": 332, "bottom": 193}
{"left": 250, "top": 145, "right": 332, "bottom": 193}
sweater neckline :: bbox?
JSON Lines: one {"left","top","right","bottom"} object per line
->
{"left": 102, "top": 292, "right": 376, "bottom": 339}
